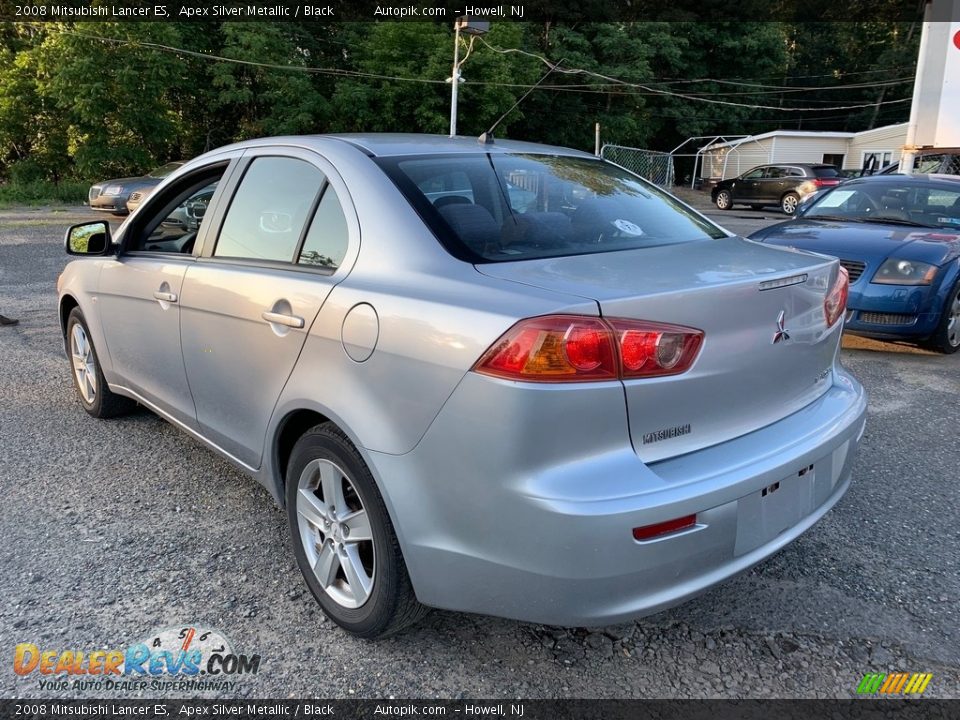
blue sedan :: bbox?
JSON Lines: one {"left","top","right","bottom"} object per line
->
{"left": 750, "top": 174, "right": 960, "bottom": 353}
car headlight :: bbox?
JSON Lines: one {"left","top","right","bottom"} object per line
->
{"left": 102, "top": 185, "right": 124, "bottom": 196}
{"left": 872, "top": 258, "right": 937, "bottom": 285}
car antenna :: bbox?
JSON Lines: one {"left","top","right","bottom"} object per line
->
{"left": 478, "top": 59, "right": 565, "bottom": 146}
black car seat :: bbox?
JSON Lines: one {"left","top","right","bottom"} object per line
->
{"left": 433, "top": 195, "right": 472, "bottom": 209}
{"left": 879, "top": 193, "right": 911, "bottom": 222}
{"left": 438, "top": 203, "right": 501, "bottom": 255}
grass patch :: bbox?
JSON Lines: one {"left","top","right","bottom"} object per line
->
{"left": 0, "top": 180, "right": 88, "bottom": 207}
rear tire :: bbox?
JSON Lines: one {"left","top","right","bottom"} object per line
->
{"left": 286, "top": 423, "right": 427, "bottom": 638}
{"left": 715, "top": 189, "right": 733, "bottom": 210}
{"left": 781, "top": 192, "right": 800, "bottom": 215}
{"left": 65, "top": 308, "right": 135, "bottom": 418}
{"left": 927, "top": 281, "right": 960, "bottom": 354}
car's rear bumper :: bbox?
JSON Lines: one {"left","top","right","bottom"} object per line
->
{"left": 368, "top": 367, "right": 867, "bottom": 626}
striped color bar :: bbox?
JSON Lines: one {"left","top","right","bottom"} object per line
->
{"left": 857, "top": 673, "right": 932, "bottom": 695}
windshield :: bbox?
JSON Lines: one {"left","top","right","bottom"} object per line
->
{"left": 805, "top": 180, "right": 960, "bottom": 230}
{"left": 377, "top": 153, "right": 726, "bottom": 262}
{"left": 148, "top": 162, "right": 184, "bottom": 179}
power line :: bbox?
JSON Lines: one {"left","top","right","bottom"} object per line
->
{"left": 42, "top": 26, "right": 913, "bottom": 113}
{"left": 475, "top": 37, "right": 913, "bottom": 112}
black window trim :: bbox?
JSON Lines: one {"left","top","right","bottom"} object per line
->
{"left": 121, "top": 161, "right": 231, "bottom": 258}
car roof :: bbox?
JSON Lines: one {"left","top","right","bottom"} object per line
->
{"left": 215, "top": 133, "right": 598, "bottom": 159}
{"left": 752, "top": 163, "right": 832, "bottom": 168}
{"left": 842, "top": 173, "right": 960, "bottom": 186}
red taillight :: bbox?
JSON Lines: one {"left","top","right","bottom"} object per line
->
{"left": 610, "top": 319, "right": 704, "bottom": 379}
{"left": 473, "top": 315, "right": 703, "bottom": 382}
{"left": 632, "top": 514, "right": 697, "bottom": 541}
{"left": 824, "top": 266, "right": 849, "bottom": 327}
{"left": 813, "top": 178, "right": 841, "bottom": 188}
{"left": 473, "top": 315, "right": 618, "bottom": 382}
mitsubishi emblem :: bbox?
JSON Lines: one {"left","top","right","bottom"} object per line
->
{"left": 773, "top": 310, "right": 790, "bottom": 344}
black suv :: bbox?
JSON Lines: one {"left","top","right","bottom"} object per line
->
{"left": 711, "top": 163, "right": 842, "bottom": 215}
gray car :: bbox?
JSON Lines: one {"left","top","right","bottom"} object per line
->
{"left": 88, "top": 161, "right": 184, "bottom": 215}
{"left": 58, "top": 134, "right": 867, "bottom": 637}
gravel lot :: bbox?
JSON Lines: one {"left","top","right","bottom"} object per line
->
{"left": 1, "top": 200, "right": 958, "bottom": 700}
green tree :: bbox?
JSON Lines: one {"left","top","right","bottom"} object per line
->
{"left": 209, "top": 22, "right": 330, "bottom": 141}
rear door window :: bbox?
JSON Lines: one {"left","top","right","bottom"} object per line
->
{"left": 297, "top": 185, "right": 350, "bottom": 272}
{"left": 215, "top": 157, "right": 323, "bottom": 263}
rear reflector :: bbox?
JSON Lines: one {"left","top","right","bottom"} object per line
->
{"left": 632, "top": 514, "right": 697, "bottom": 541}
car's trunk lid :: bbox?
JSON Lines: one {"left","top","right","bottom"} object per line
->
{"left": 477, "top": 236, "right": 843, "bottom": 462}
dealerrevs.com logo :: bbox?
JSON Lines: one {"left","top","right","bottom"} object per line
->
{"left": 13, "top": 625, "right": 261, "bottom": 693}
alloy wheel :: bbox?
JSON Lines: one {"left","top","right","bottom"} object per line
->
{"left": 70, "top": 323, "right": 97, "bottom": 404}
{"left": 947, "top": 289, "right": 960, "bottom": 348}
{"left": 296, "top": 459, "right": 375, "bottom": 609}
{"left": 782, "top": 194, "right": 799, "bottom": 214}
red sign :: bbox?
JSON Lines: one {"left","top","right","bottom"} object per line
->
{"left": 954, "top": 29, "right": 960, "bottom": 50}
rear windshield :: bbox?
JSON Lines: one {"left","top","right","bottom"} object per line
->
{"left": 376, "top": 153, "right": 726, "bottom": 263}
{"left": 813, "top": 166, "right": 841, "bottom": 178}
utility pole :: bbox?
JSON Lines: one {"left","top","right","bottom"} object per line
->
{"left": 449, "top": 21, "right": 462, "bottom": 137}
{"left": 448, "top": 18, "right": 490, "bottom": 138}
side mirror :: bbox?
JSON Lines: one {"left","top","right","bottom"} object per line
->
{"left": 65, "top": 221, "right": 113, "bottom": 256}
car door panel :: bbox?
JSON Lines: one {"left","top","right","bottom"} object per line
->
{"left": 737, "top": 169, "right": 764, "bottom": 201}
{"left": 178, "top": 149, "right": 352, "bottom": 469}
{"left": 179, "top": 264, "right": 334, "bottom": 467}
{"left": 97, "top": 257, "right": 195, "bottom": 426}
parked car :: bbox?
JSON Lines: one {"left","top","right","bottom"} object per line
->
{"left": 750, "top": 173, "right": 960, "bottom": 353}
{"left": 88, "top": 161, "right": 184, "bottom": 215}
{"left": 58, "top": 134, "right": 866, "bottom": 637}
{"left": 712, "top": 163, "right": 842, "bottom": 215}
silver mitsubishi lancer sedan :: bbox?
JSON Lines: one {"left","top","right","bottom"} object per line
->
{"left": 57, "top": 134, "right": 867, "bottom": 637}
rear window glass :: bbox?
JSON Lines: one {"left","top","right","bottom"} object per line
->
{"left": 376, "top": 153, "right": 726, "bottom": 263}
{"left": 813, "top": 166, "right": 841, "bottom": 178}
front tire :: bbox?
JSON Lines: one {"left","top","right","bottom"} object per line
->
{"left": 715, "top": 189, "right": 733, "bottom": 210}
{"left": 286, "top": 423, "right": 427, "bottom": 637}
{"left": 65, "top": 308, "right": 135, "bottom": 418}
{"left": 781, "top": 192, "right": 800, "bottom": 215}
{"left": 928, "top": 281, "right": 960, "bottom": 354}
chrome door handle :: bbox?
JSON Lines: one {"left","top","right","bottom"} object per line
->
{"left": 153, "top": 291, "right": 178, "bottom": 303}
{"left": 261, "top": 311, "right": 304, "bottom": 329}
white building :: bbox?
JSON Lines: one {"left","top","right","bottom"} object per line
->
{"left": 700, "top": 122, "right": 909, "bottom": 180}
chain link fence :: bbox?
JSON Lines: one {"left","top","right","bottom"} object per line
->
{"left": 600, "top": 145, "right": 675, "bottom": 188}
